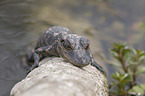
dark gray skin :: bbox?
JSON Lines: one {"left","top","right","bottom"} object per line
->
{"left": 28, "top": 26, "right": 105, "bottom": 74}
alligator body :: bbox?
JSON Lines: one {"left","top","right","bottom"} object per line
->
{"left": 28, "top": 26, "right": 105, "bottom": 74}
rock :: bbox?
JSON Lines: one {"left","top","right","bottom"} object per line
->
{"left": 10, "top": 57, "right": 108, "bottom": 96}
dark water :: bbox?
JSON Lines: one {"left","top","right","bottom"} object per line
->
{"left": 0, "top": 0, "right": 43, "bottom": 95}
{"left": 0, "top": 0, "right": 29, "bottom": 95}
{"left": 0, "top": 0, "right": 145, "bottom": 96}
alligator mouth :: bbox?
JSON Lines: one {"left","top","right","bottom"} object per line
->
{"left": 64, "top": 55, "right": 90, "bottom": 67}
{"left": 58, "top": 45, "right": 90, "bottom": 67}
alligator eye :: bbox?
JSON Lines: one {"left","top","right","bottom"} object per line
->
{"left": 84, "top": 44, "right": 89, "bottom": 50}
{"left": 80, "top": 37, "right": 90, "bottom": 50}
{"left": 60, "top": 39, "right": 65, "bottom": 43}
{"left": 60, "top": 39, "right": 72, "bottom": 50}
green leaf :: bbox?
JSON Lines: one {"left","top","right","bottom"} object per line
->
{"left": 139, "top": 52, "right": 145, "bottom": 57}
{"left": 111, "top": 72, "right": 120, "bottom": 81}
{"left": 137, "top": 66, "right": 145, "bottom": 75}
{"left": 140, "top": 84, "right": 145, "bottom": 90}
{"left": 110, "top": 48, "right": 119, "bottom": 54}
{"left": 139, "top": 56, "right": 145, "bottom": 62}
{"left": 111, "top": 72, "right": 131, "bottom": 83}
{"left": 138, "top": 53, "right": 145, "bottom": 61}
{"left": 136, "top": 49, "right": 140, "bottom": 55}
{"left": 122, "top": 48, "right": 131, "bottom": 57}
{"left": 111, "top": 42, "right": 127, "bottom": 52}
{"left": 111, "top": 72, "right": 119, "bottom": 80}
{"left": 110, "top": 51, "right": 119, "bottom": 58}
{"left": 128, "top": 85, "right": 145, "bottom": 95}
{"left": 129, "top": 58, "right": 137, "bottom": 65}
{"left": 121, "top": 73, "right": 130, "bottom": 81}
{"left": 132, "top": 48, "right": 137, "bottom": 55}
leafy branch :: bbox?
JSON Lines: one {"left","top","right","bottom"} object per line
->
{"left": 109, "top": 42, "right": 145, "bottom": 96}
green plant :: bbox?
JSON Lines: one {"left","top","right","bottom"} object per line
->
{"left": 109, "top": 42, "right": 145, "bottom": 96}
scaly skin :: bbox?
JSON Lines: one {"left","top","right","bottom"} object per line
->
{"left": 28, "top": 26, "right": 105, "bottom": 75}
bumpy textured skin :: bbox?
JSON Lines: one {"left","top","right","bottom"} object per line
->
{"left": 28, "top": 26, "right": 105, "bottom": 74}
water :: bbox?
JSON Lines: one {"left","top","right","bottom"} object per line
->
{"left": 0, "top": 0, "right": 145, "bottom": 95}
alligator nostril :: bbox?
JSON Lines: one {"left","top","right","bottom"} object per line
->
{"left": 81, "top": 58, "right": 89, "bottom": 65}
{"left": 82, "top": 58, "right": 86, "bottom": 63}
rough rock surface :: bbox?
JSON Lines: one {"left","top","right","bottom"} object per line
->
{"left": 10, "top": 57, "right": 108, "bottom": 96}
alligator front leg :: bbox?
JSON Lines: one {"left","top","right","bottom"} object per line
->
{"left": 27, "top": 45, "right": 57, "bottom": 74}
{"left": 27, "top": 52, "right": 39, "bottom": 74}
{"left": 89, "top": 51, "right": 106, "bottom": 75}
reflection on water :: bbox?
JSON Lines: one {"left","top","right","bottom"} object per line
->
{"left": 0, "top": 0, "right": 145, "bottom": 95}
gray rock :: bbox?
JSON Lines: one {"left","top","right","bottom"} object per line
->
{"left": 10, "top": 57, "right": 108, "bottom": 96}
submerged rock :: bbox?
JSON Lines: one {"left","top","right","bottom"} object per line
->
{"left": 10, "top": 57, "right": 108, "bottom": 96}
